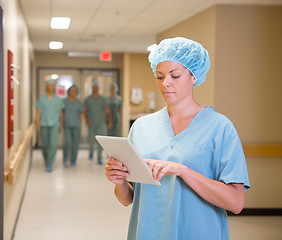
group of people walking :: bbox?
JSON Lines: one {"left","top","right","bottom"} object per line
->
{"left": 36, "top": 79, "right": 122, "bottom": 172}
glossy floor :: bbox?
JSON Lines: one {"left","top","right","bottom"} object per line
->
{"left": 13, "top": 150, "right": 282, "bottom": 240}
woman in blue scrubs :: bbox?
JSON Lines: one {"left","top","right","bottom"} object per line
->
{"left": 105, "top": 37, "right": 250, "bottom": 240}
{"left": 63, "top": 84, "right": 84, "bottom": 167}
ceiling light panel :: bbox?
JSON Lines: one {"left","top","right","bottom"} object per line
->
{"left": 51, "top": 17, "right": 71, "bottom": 29}
{"left": 49, "top": 41, "right": 63, "bottom": 50}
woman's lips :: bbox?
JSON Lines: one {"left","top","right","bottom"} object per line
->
{"left": 163, "top": 91, "right": 174, "bottom": 96}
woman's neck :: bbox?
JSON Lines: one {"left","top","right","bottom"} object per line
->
{"left": 167, "top": 99, "right": 202, "bottom": 120}
{"left": 167, "top": 100, "right": 204, "bottom": 135}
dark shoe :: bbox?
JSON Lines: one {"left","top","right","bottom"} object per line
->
{"left": 71, "top": 162, "right": 76, "bottom": 167}
{"left": 46, "top": 167, "right": 53, "bottom": 172}
{"left": 89, "top": 153, "right": 93, "bottom": 160}
{"left": 98, "top": 159, "right": 103, "bottom": 165}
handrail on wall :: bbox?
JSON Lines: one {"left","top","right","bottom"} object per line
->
{"left": 3, "top": 122, "right": 281, "bottom": 185}
{"left": 4, "top": 123, "right": 35, "bottom": 185}
{"left": 243, "top": 144, "right": 282, "bottom": 157}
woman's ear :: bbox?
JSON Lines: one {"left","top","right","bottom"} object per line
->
{"left": 192, "top": 76, "right": 197, "bottom": 84}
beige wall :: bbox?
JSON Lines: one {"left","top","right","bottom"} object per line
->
{"left": 128, "top": 53, "right": 156, "bottom": 113}
{"left": 215, "top": 5, "right": 282, "bottom": 143}
{"left": 35, "top": 51, "right": 123, "bottom": 70}
{"left": 155, "top": 5, "right": 282, "bottom": 208}
{"left": 215, "top": 5, "right": 282, "bottom": 208}
{"left": 2, "top": 0, "right": 35, "bottom": 239}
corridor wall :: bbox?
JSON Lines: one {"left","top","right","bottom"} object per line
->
{"left": 0, "top": 0, "right": 35, "bottom": 239}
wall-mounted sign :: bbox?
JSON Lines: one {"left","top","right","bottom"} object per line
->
{"left": 100, "top": 51, "right": 111, "bottom": 61}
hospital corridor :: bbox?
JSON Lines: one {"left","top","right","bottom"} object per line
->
{"left": 1, "top": 0, "right": 282, "bottom": 240}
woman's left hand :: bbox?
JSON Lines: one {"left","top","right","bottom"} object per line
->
{"left": 145, "top": 159, "right": 187, "bottom": 181}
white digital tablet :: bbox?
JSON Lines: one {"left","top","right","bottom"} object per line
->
{"left": 95, "top": 135, "right": 161, "bottom": 186}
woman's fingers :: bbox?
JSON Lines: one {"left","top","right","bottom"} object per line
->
{"left": 145, "top": 159, "right": 183, "bottom": 180}
{"left": 105, "top": 158, "right": 130, "bottom": 184}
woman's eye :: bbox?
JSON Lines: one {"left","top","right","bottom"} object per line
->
{"left": 172, "top": 75, "right": 180, "bottom": 79}
{"left": 157, "top": 76, "right": 163, "bottom": 80}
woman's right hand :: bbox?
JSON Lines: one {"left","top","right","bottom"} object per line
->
{"left": 105, "top": 158, "right": 130, "bottom": 185}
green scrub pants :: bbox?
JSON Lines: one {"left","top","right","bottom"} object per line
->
{"left": 88, "top": 123, "right": 106, "bottom": 160}
{"left": 41, "top": 126, "right": 59, "bottom": 168}
{"left": 63, "top": 127, "right": 81, "bottom": 164}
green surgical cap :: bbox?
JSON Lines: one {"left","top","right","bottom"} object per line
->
{"left": 148, "top": 37, "right": 210, "bottom": 87}
{"left": 92, "top": 80, "right": 100, "bottom": 87}
{"left": 108, "top": 82, "right": 118, "bottom": 93}
{"left": 45, "top": 79, "right": 56, "bottom": 86}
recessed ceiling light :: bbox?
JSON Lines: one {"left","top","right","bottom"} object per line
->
{"left": 51, "top": 17, "right": 71, "bottom": 29}
{"left": 49, "top": 41, "right": 63, "bottom": 50}
{"left": 51, "top": 74, "right": 59, "bottom": 80}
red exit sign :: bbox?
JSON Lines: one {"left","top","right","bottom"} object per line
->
{"left": 100, "top": 51, "right": 111, "bottom": 61}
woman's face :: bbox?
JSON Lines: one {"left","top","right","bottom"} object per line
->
{"left": 155, "top": 61, "right": 196, "bottom": 105}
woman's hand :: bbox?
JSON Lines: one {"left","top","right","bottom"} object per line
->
{"left": 105, "top": 158, "right": 134, "bottom": 206}
{"left": 105, "top": 158, "right": 130, "bottom": 185}
{"left": 145, "top": 159, "right": 187, "bottom": 181}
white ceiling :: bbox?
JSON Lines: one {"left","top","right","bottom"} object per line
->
{"left": 18, "top": 0, "right": 282, "bottom": 54}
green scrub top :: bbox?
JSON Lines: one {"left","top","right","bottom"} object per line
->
{"left": 36, "top": 94, "right": 64, "bottom": 127}
{"left": 84, "top": 95, "right": 108, "bottom": 125}
{"left": 63, "top": 98, "right": 84, "bottom": 127}
{"left": 106, "top": 95, "right": 122, "bottom": 123}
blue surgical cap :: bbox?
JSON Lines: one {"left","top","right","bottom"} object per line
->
{"left": 92, "top": 80, "right": 100, "bottom": 87}
{"left": 45, "top": 79, "right": 56, "bottom": 86}
{"left": 148, "top": 37, "right": 210, "bottom": 87}
{"left": 108, "top": 82, "right": 118, "bottom": 93}
{"left": 68, "top": 84, "right": 79, "bottom": 95}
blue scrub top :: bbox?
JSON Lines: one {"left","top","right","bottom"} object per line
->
{"left": 63, "top": 98, "right": 84, "bottom": 127}
{"left": 36, "top": 94, "right": 64, "bottom": 127}
{"left": 127, "top": 106, "right": 250, "bottom": 240}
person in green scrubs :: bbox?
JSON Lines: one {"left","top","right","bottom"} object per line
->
{"left": 106, "top": 82, "right": 123, "bottom": 136}
{"left": 84, "top": 80, "right": 112, "bottom": 164}
{"left": 63, "top": 84, "right": 84, "bottom": 167}
{"left": 36, "top": 79, "right": 64, "bottom": 172}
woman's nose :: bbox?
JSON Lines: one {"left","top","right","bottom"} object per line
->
{"left": 162, "top": 76, "right": 171, "bottom": 87}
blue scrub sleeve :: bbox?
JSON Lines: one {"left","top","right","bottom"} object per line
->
{"left": 218, "top": 123, "right": 250, "bottom": 190}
